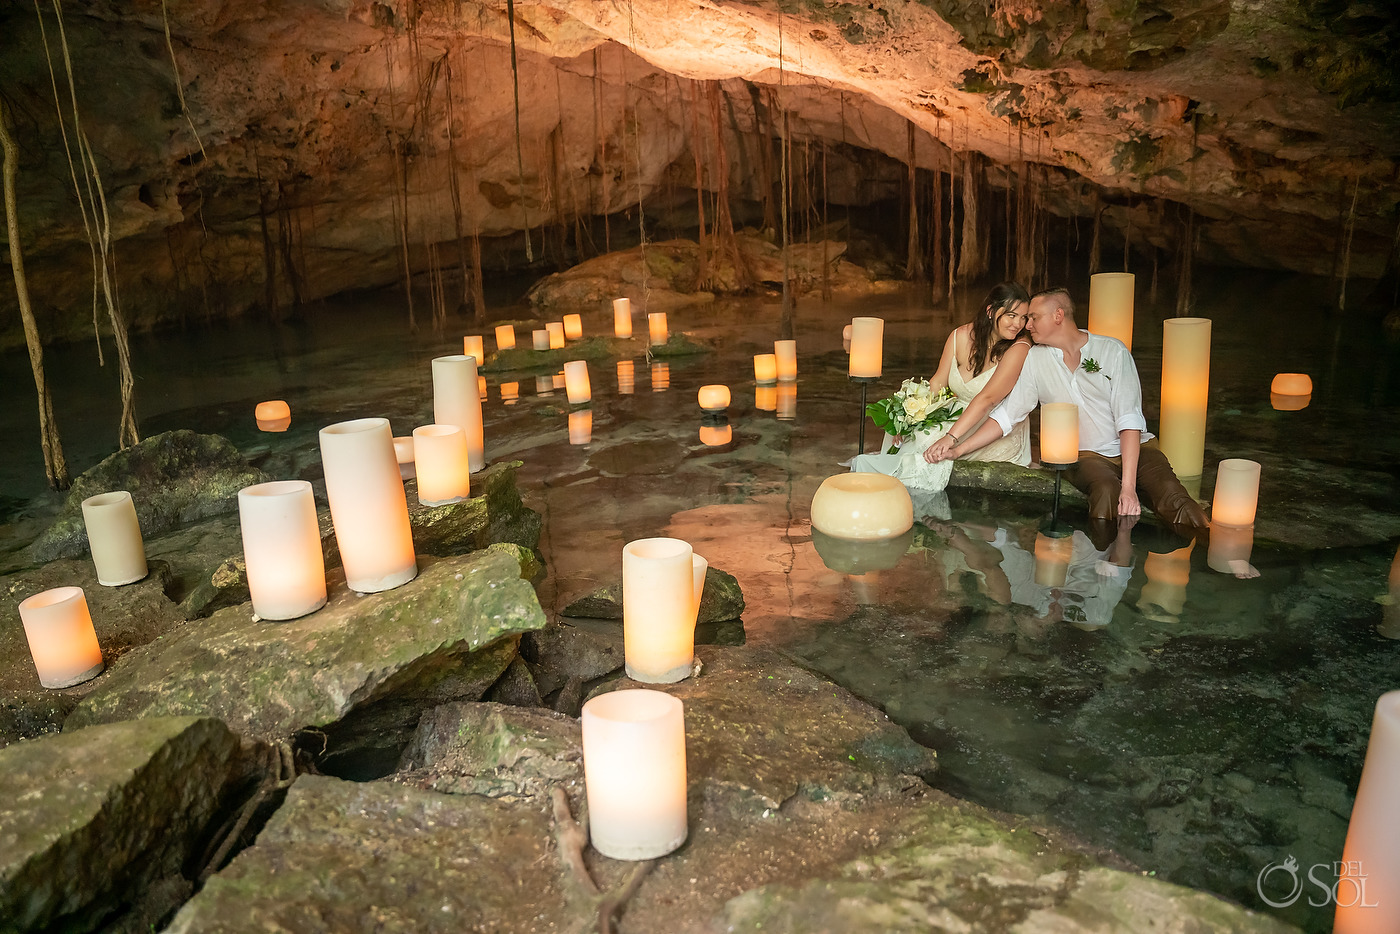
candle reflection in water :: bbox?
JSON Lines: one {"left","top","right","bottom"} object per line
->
{"left": 1380, "top": 546, "right": 1400, "bottom": 640}
{"left": 755, "top": 384, "right": 777, "bottom": 412}
{"left": 500, "top": 381, "right": 519, "bottom": 405}
{"left": 569, "top": 410, "right": 592, "bottom": 445}
{"left": 1207, "top": 523, "right": 1255, "bottom": 576}
{"left": 535, "top": 375, "right": 554, "bottom": 395}
{"left": 1138, "top": 540, "right": 1194, "bottom": 622}
{"left": 1033, "top": 532, "right": 1073, "bottom": 588}
{"left": 617, "top": 360, "right": 635, "bottom": 394}
{"left": 698, "top": 423, "right": 732, "bottom": 446}
{"left": 777, "top": 382, "right": 797, "bottom": 420}
{"left": 651, "top": 362, "right": 670, "bottom": 391}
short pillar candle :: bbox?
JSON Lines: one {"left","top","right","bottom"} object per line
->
{"left": 775, "top": 339, "right": 798, "bottom": 381}
{"left": 412, "top": 424, "right": 471, "bottom": 506}
{"left": 582, "top": 689, "right": 688, "bottom": 861}
{"left": 617, "top": 360, "right": 635, "bottom": 394}
{"left": 532, "top": 329, "right": 550, "bottom": 350}
{"left": 848, "top": 317, "right": 884, "bottom": 378}
{"left": 432, "top": 354, "right": 485, "bottom": 472}
{"left": 1039, "top": 403, "right": 1080, "bottom": 466}
{"left": 1088, "top": 272, "right": 1135, "bottom": 350}
{"left": 462, "top": 335, "right": 485, "bottom": 363}
{"left": 494, "top": 324, "right": 516, "bottom": 351}
{"left": 1335, "top": 690, "right": 1400, "bottom": 934}
{"left": 237, "top": 480, "right": 327, "bottom": 620}
{"left": 563, "top": 313, "right": 583, "bottom": 340}
{"left": 564, "top": 360, "right": 591, "bottom": 405}
{"left": 623, "top": 537, "right": 707, "bottom": 683}
{"left": 1160, "top": 317, "right": 1212, "bottom": 478}
{"left": 319, "top": 417, "right": 417, "bottom": 593}
{"left": 569, "top": 409, "right": 592, "bottom": 445}
{"left": 393, "top": 435, "right": 416, "bottom": 480}
{"left": 1271, "top": 373, "right": 1312, "bottom": 395}
{"left": 81, "top": 491, "right": 147, "bottom": 587}
{"left": 1211, "top": 458, "right": 1261, "bottom": 528}
{"left": 547, "top": 321, "right": 565, "bottom": 349}
{"left": 697, "top": 385, "right": 730, "bottom": 414}
{"left": 255, "top": 400, "right": 291, "bottom": 432}
{"left": 18, "top": 586, "right": 104, "bottom": 688}
{"left": 754, "top": 353, "right": 778, "bottom": 384}
{"left": 810, "top": 473, "right": 913, "bottom": 541}
{"left": 613, "top": 298, "right": 633, "bottom": 338}
{"left": 648, "top": 312, "right": 668, "bottom": 346}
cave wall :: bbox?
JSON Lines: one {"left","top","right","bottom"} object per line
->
{"left": 1, "top": 0, "right": 1397, "bottom": 347}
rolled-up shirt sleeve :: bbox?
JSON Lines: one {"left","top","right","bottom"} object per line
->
{"left": 1109, "top": 344, "right": 1148, "bottom": 434}
{"left": 990, "top": 365, "right": 1040, "bottom": 437}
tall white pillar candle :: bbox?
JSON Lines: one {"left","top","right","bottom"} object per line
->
{"left": 613, "top": 297, "right": 633, "bottom": 338}
{"left": 432, "top": 354, "right": 485, "bottom": 472}
{"left": 1088, "top": 272, "right": 1135, "bottom": 350}
{"left": 623, "top": 538, "right": 707, "bottom": 683}
{"left": 1160, "top": 317, "right": 1211, "bottom": 478}
{"left": 237, "top": 480, "right": 327, "bottom": 620}
{"left": 648, "top": 312, "right": 669, "bottom": 346}
{"left": 1039, "top": 403, "right": 1080, "bottom": 467}
{"left": 412, "top": 424, "right": 471, "bottom": 506}
{"left": 81, "top": 491, "right": 147, "bottom": 586}
{"left": 463, "top": 335, "right": 484, "bottom": 363}
{"left": 18, "top": 586, "right": 104, "bottom": 688}
{"left": 775, "top": 339, "right": 798, "bottom": 381}
{"left": 319, "top": 417, "right": 417, "bottom": 593}
{"left": 848, "top": 317, "right": 884, "bottom": 378}
{"left": 564, "top": 360, "right": 591, "bottom": 405}
{"left": 582, "top": 689, "right": 688, "bottom": 860}
{"left": 1336, "top": 691, "right": 1400, "bottom": 934}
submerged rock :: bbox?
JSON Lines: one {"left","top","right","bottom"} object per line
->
{"left": 0, "top": 716, "right": 260, "bottom": 933}
{"left": 65, "top": 548, "right": 547, "bottom": 752}
{"left": 561, "top": 565, "right": 745, "bottom": 623}
{"left": 30, "top": 431, "right": 267, "bottom": 562}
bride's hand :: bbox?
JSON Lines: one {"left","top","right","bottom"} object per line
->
{"left": 924, "top": 436, "right": 956, "bottom": 463}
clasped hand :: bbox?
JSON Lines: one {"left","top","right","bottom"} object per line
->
{"left": 923, "top": 436, "right": 956, "bottom": 463}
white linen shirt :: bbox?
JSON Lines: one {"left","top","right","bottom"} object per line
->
{"left": 988, "top": 331, "right": 1152, "bottom": 457}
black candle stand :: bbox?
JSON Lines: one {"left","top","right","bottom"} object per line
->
{"left": 851, "top": 375, "right": 880, "bottom": 456}
{"left": 1042, "top": 460, "right": 1076, "bottom": 537}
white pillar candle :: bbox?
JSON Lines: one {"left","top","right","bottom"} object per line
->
{"left": 393, "top": 435, "right": 416, "bottom": 480}
{"left": 754, "top": 353, "right": 778, "bottom": 384}
{"left": 775, "top": 339, "right": 798, "bottom": 381}
{"left": 1088, "top": 272, "right": 1135, "bottom": 350}
{"left": 495, "top": 324, "right": 516, "bottom": 351}
{"left": 810, "top": 473, "right": 913, "bottom": 540}
{"left": 617, "top": 360, "right": 635, "bottom": 394}
{"left": 842, "top": 323, "right": 853, "bottom": 353}
{"left": 582, "top": 689, "right": 687, "bottom": 860}
{"left": 463, "top": 335, "right": 485, "bottom": 363}
{"left": 319, "top": 417, "right": 417, "bottom": 593}
{"left": 697, "top": 385, "right": 730, "bottom": 413}
{"left": 1206, "top": 522, "right": 1254, "bottom": 575}
{"left": 1211, "top": 458, "right": 1261, "bottom": 528}
{"left": 501, "top": 381, "right": 519, "bottom": 404}
{"left": 255, "top": 400, "right": 291, "bottom": 432}
{"left": 532, "top": 329, "right": 550, "bottom": 350}
{"left": 17, "top": 586, "right": 104, "bottom": 688}
{"left": 648, "top": 312, "right": 669, "bottom": 346}
{"left": 563, "top": 313, "right": 583, "bottom": 340}
{"left": 651, "top": 362, "right": 670, "bottom": 391}
{"left": 699, "top": 424, "right": 731, "bottom": 446}
{"left": 623, "top": 537, "right": 707, "bottom": 683}
{"left": 1335, "top": 690, "right": 1400, "bottom": 934}
{"left": 412, "top": 424, "right": 471, "bottom": 506}
{"left": 1039, "top": 403, "right": 1080, "bottom": 466}
{"left": 569, "top": 409, "right": 592, "bottom": 445}
{"left": 755, "top": 384, "right": 778, "bottom": 412}
{"left": 81, "top": 491, "right": 147, "bottom": 587}
{"left": 848, "top": 316, "right": 884, "bottom": 378}
{"left": 777, "top": 382, "right": 797, "bottom": 420}
{"left": 237, "top": 480, "right": 327, "bottom": 620}
{"left": 613, "top": 297, "right": 633, "bottom": 338}
{"left": 564, "top": 360, "right": 591, "bottom": 405}
{"left": 1160, "top": 317, "right": 1212, "bottom": 478}
{"left": 432, "top": 354, "right": 485, "bottom": 472}
{"left": 547, "top": 321, "right": 565, "bottom": 349}
{"left": 1033, "top": 533, "right": 1073, "bottom": 588}
{"left": 1271, "top": 372, "right": 1312, "bottom": 395}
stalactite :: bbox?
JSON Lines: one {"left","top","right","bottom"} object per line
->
{"left": 689, "top": 80, "right": 709, "bottom": 288}
{"left": 593, "top": 48, "right": 609, "bottom": 254}
{"left": 254, "top": 151, "right": 280, "bottom": 321}
{"left": 504, "top": 0, "right": 533, "bottom": 261}
{"left": 276, "top": 191, "right": 303, "bottom": 310}
{"left": 747, "top": 84, "right": 777, "bottom": 233}
{"left": 946, "top": 150, "right": 957, "bottom": 302}
{"left": 1176, "top": 115, "right": 1199, "bottom": 317}
{"left": 821, "top": 139, "right": 831, "bottom": 301}
{"left": 958, "top": 150, "right": 985, "bottom": 280}
{"left": 904, "top": 120, "right": 922, "bottom": 281}
{"left": 1123, "top": 192, "right": 1133, "bottom": 272}
{"left": 2, "top": 93, "right": 70, "bottom": 490}
{"left": 444, "top": 58, "right": 472, "bottom": 315}
{"left": 779, "top": 104, "right": 794, "bottom": 333}
{"left": 707, "top": 81, "right": 745, "bottom": 289}
{"left": 1088, "top": 194, "right": 1103, "bottom": 277}
{"left": 384, "top": 40, "right": 415, "bottom": 332}
{"left": 930, "top": 115, "right": 944, "bottom": 303}
{"left": 1337, "top": 175, "right": 1361, "bottom": 313}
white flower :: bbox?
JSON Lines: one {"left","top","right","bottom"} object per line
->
{"left": 902, "top": 395, "right": 933, "bottom": 421}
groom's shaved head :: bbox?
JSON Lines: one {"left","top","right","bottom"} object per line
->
{"left": 1031, "top": 287, "right": 1075, "bottom": 320}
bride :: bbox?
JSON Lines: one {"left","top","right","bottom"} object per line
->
{"left": 852, "top": 283, "right": 1032, "bottom": 492}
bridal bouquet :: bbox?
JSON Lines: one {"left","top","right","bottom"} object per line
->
{"left": 866, "top": 379, "right": 964, "bottom": 454}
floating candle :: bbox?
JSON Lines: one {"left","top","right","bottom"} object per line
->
{"left": 255, "top": 400, "right": 291, "bottom": 432}
{"left": 810, "top": 473, "right": 913, "bottom": 541}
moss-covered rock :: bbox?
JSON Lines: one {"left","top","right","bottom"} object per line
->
{"left": 560, "top": 565, "right": 745, "bottom": 623}
{"left": 30, "top": 431, "right": 267, "bottom": 562}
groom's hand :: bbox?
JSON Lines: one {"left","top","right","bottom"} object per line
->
{"left": 924, "top": 437, "right": 956, "bottom": 463}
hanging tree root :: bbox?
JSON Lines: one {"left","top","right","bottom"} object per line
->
{"left": 199, "top": 741, "right": 297, "bottom": 882}
{"left": 551, "top": 786, "right": 657, "bottom": 934}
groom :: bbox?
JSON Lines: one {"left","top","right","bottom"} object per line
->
{"left": 926, "top": 287, "right": 1208, "bottom": 537}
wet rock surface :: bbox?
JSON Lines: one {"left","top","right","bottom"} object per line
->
{"left": 561, "top": 565, "right": 746, "bottom": 623}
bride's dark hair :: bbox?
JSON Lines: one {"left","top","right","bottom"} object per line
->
{"left": 969, "top": 282, "right": 1031, "bottom": 377}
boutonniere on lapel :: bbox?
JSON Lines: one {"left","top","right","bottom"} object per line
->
{"left": 1082, "top": 358, "right": 1111, "bottom": 379}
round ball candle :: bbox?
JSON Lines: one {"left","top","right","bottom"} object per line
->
{"left": 1207, "top": 522, "right": 1254, "bottom": 574}
{"left": 569, "top": 409, "right": 592, "bottom": 445}
{"left": 1271, "top": 372, "right": 1312, "bottom": 395}
{"left": 237, "top": 480, "right": 327, "bottom": 620}
{"left": 623, "top": 537, "right": 707, "bottom": 683}
{"left": 255, "top": 400, "right": 291, "bottom": 432}
{"left": 494, "top": 324, "right": 516, "bottom": 351}
{"left": 1336, "top": 691, "right": 1400, "bottom": 933}
{"left": 810, "top": 473, "right": 913, "bottom": 540}
{"left": 848, "top": 317, "right": 884, "bottom": 378}
{"left": 582, "top": 689, "right": 688, "bottom": 860}
{"left": 532, "top": 329, "right": 550, "bottom": 350}
{"left": 1211, "top": 458, "right": 1261, "bottom": 528}
{"left": 617, "top": 360, "right": 635, "bottom": 394}
{"left": 17, "top": 586, "right": 104, "bottom": 688}
{"left": 754, "top": 353, "right": 778, "bottom": 384}
{"left": 1033, "top": 533, "right": 1073, "bottom": 588}
{"left": 462, "top": 335, "right": 485, "bottom": 363}
{"left": 412, "top": 424, "right": 471, "bottom": 506}
{"left": 319, "top": 417, "right": 417, "bottom": 593}
{"left": 1088, "top": 272, "right": 1135, "bottom": 350}
{"left": 81, "top": 491, "right": 147, "bottom": 587}
{"left": 1160, "top": 317, "right": 1212, "bottom": 478}
{"left": 697, "top": 384, "right": 730, "bottom": 414}
{"left": 699, "top": 424, "right": 732, "bottom": 446}
{"left": 432, "top": 354, "right": 485, "bottom": 472}
{"left": 755, "top": 384, "right": 778, "bottom": 411}
{"left": 842, "top": 323, "right": 853, "bottom": 353}
{"left": 563, "top": 313, "right": 583, "bottom": 340}
{"left": 1039, "top": 403, "right": 1080, "bottom": 467}
{"left": 775, "top": 339, "right": 798, "bottom": 381}
{"left": 547, "top": 321, "right": 566, "bottom": 349}
{"left": 777, "top": 382, "right": 797, "bottom": 421}
{"left": 651, "top": 362, "right": 670, "bottom": 391}
{"left": 564, "top": 360, "right": 592, "bottom": 405}
{"left": 648, "top": 312, "right": 669, "bottom": 346}
{"left": 393, "top": 435, "right": 416, "bottom": 480}
{"left": 613, "top": 297, "right": 633, "bottom": 338}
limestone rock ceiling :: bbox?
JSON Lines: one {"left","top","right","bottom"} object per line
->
{"left": 0, "top": 0, "right": 1396, "bottom": 344}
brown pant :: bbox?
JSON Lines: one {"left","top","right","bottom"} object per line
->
{"left": 1065, "top": 440, "right": 1208, "bottom": 534}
